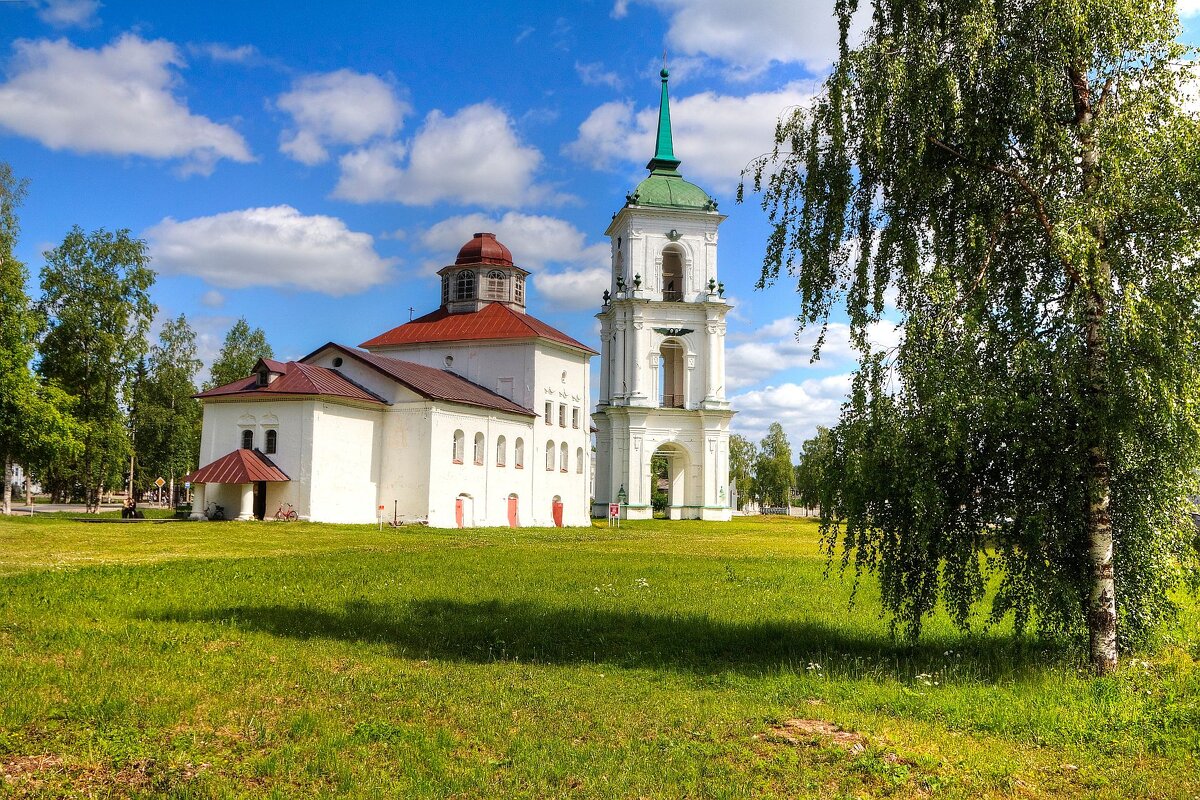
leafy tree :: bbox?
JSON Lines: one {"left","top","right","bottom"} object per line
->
{"left": 132, "top": 314, "right": 202, "bottom": 499}
{"left": 206, "top": 317, "right": 274, "bottom": 389}
{"left": 37, "top": 227, "right": 155, "bottom": 511}
{"left": 748, "top": 0, "right": 1200, "bottom": 671}
{"left": 0, "top": 164, "right": 78, "bottom": 514}
{"left": 794, "top": 427, "right": 834, "bottom": 515}
{"left": 729, "top": 434, "right": 758, "bottom": 510}
{"left": 754, "top": 423, "right": 794, "bottom": 507}
{"left": 650, "top": 453, "right": 669, "bottom": 515}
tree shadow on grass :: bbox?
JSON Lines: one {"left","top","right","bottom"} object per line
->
{"left": 149, "top": 598, "right": 1076, "bottom": 682}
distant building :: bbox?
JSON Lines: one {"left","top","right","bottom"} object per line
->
{"left": 187, "top": 233, "right": 596, "bottom": 527}
{"left": 592, "top": 68, "right": 734, "bottom": 520}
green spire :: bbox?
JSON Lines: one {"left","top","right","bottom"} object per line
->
{"left": 646, "top": 67, "right": 682, "bottom": 175}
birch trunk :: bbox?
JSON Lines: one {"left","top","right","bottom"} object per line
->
{"left": 2, "top": 455, "right": 11, "bottom": 516}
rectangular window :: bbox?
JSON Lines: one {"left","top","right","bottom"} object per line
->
{"left": 545, "top": 401, "right": 552, "bottom": 425}
{"left": 572, "top": 407, "right": 580, "bottom": 429}
{"left": 558, "top": 404, "right": 566, "bottom": 427}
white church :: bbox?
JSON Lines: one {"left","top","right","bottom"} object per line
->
{"left": 186, "top": 67, "right": 733, "bottom": 527}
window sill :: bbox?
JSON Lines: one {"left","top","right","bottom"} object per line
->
{"left": 452, "top": 460, "right": 463, "bottom": 465}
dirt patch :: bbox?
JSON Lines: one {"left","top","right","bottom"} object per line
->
{"left": 1, "top": 754, "right": 64, "bottom": 780}
{"left": 1, "top": 753, "right": 207, "bottom": 794}
{"left": 760, "top": 719, "right": 870, "bottom": 753}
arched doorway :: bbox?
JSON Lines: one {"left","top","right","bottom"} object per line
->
{"left": 507, "top": 493, "right": 519, "bottom": 528}
{"left": 659, "top": 340, "right": 685, "bottom": 408}
{"left": 661, "top": 247, "right": 684, "bottom": 301}
{"left": 650, "top": 443, "right": 690, "bottom": 519}
{"left": 551, "top": 495, "right": 563, "bottom": 527}
{"left": 456, "top": 493, "right": 474, "bottom": 528}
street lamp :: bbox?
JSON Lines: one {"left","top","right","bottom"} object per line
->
{"left": 616, "top": 484, "right": 627, "bottom": 505}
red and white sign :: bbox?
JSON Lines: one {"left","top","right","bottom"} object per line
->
{"left": 608, "top": 503, "right": 620, "bottom": 518}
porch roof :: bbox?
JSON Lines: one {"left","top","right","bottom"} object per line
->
{"left": 185, "top": 448, "right": 290, "bottom": 485}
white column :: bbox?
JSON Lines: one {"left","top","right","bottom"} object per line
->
{"left": 631, "top": 317, "right": 646, "bottom": 400}
{"left": 190, "top": 484, "right": 206, "bottom": 520}
{"left": 598, "top": 322, "right": 610, "bottom": 403}
{"left": 705, "top": 319, "right": 720, "bottom": 401}
{"left": 237, "top": 483, "right": 254, "bottom": 520}
{"left": 613, "top": 321, "right": 626, "bottom": 400}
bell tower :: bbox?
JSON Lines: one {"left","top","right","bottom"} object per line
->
{"left": 591, "top": 68, "right": 734, "bottom": 521}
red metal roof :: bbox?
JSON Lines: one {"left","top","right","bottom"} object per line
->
{"left": 196, "top": 361, "right": 386, "bottom": 404}
{"left": 303, "top": 343, "right": 537, "bottom": 417}
{"left": 455, "top": 232, "right": 513, "bottom": 266}
{"left": 359, "top": 301, "right": 597, "bottom": 354}
{"left": 185, "top": 448, "right": 290, "bottom": 484}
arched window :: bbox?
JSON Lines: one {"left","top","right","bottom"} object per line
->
{"left": 576, "top": 447, "right": 584, "bottom": 474}
{"left": 515, "top": 438, "right": 524, "bottom": 469}
{"left": 485, "top": 269, "right": 507, "bottom": 300}
{"left": 454, "top": 270, "right": 476, "bottom": 301}
{"left": 265, "top": 429, "right": 277, "bottom": 455}
{"left": 241, "top": 430, "right": 253, "bottom": 450}
{"left": 496, "top": 435, "right": 507, "bottom": 467}
{"left": 560, "top": 442, "right": 568, "bottom": 473}
{"left": 661, "top": 247, "right": 684, "bottom": 301}
{"left": 452, "top": 429, "right": 465, "bottom": 464}
{"left": 473, "top": 432, "right": 485, "bottom": 465}
{"left": 546, "top": 440, "right": 555, "bottom": 471}
{"left": 660, "top": 340, "right": 686, "bottom": 408}
{"left": 514, "top": 275, "right": 525, "bottom": 305}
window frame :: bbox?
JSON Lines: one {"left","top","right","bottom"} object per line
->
{"left": 559, "top": 442, "right": 569, "bottom": 473}
{"left": 514, "top": 438, "right": 524, "bottom": 469}
{"left": 241, "top": 430, "right": 253, "bottom": 450}
{"left": 452, "top": 429, "right": 465, "bottom": 464}
{"left": 473, "top": 432, "right": 485, "bottom": 465}
{"left": 264, "top": 429, "right": 277, "bottom": 455}
{"left": 545, "top": 440, "right": 555, "bottom": 471}
{"left": 496, "top": 435, "right": 507, "bottom": 467}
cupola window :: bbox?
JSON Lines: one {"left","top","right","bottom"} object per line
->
{"left": 485, "top": 270, "right": 507, "bottom": 300}
{"left": 454, "top": 270, "right": 476, "bottom": 301}
{"left": 514, "top": 275, "right": 525, "bottom": 305}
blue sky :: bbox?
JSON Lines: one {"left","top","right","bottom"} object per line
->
{"left": 3, "top": 0, "right": 1198, "bottom": 450}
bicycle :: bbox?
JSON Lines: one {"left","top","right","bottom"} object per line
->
{"left": 274, "top": 502, "right": 298, "bottom": 521}
{"left": 206, "top": 502, "right": 225, "bottom": 521}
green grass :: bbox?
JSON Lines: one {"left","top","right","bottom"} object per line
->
{"left": 0, "top": 515, "right": 1196, "bottom": 798}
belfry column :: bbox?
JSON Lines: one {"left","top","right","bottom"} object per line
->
{"left": 631, "top": 316, "right": 647, "bottom": 401}
{"left": 705, "top": 317, "right": 720, "bottom": 401}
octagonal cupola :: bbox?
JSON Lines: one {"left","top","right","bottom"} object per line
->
{"left": 438, "top": 232, "right": 530, "bottom": 314}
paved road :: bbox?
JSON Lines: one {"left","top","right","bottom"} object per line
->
{"left": 6, "top": 503, "right": 128, "bottom": 515}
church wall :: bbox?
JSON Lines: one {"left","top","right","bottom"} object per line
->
{"left": 426, "top": 406, "right": 539, "bottom": 528}
{"left": 376, "top": 405, "right": 434, "bottom": 524}
{"left": 308, "top": 402, "right": 383, "bottom": 524}
{"left": 531, "top": 344, "right": 593, "bottom": 527}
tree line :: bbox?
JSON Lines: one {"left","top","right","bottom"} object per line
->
{"left": 727, "top": 422, "right": 829, "bottom": 511}
{"left": 0, "top": 164, "right": 275, "bottom": 513}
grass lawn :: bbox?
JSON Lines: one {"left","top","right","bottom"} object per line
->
{"left": 0, "top": 514, "right": 1197, "bottom": 798}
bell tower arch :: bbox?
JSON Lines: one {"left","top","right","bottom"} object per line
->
{"left": 592, "top": 67, "right": 734, "bottom": 521}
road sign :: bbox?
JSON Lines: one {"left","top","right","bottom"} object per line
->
{"left": 154, "top": 477, "right": 166, "bottom": 488}
{"left": 184, "top": 481, "right": 191, "bottom": 489}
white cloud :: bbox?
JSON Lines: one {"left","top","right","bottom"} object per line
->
{"left": 277, "top": 70, "right": 410, "bottom": 165}
{"left": 35, "top": 0, "right": 99, "bottom": 28}
{"left": 334, "top": 103, "right": 548, "bottom": 207}
{"left": 0, "top": 34, "right": 252, "bottom": 174}
{"left": 145, "top": 206, "right": 397, "bottom": 295}
{"left": 194, "top": 43, "right": 259, "bottom": 64}
{"left": 730, "top": 376, "right": 852, "bottom": 448}
{"left": 622, "top": 0, "right": 865, "bottom": 76}
{"left": 576, "top": 61, "right": 623, "bottom": 89}
{"left": 1180, "top": 0, "right": 1200, "bottom": 16}
{"left": 200, "top": 289, "right": 225, "bottom": 308}
{"left": 418, "top": 212, "right": 610, "bottom": 310}
{"left": 568, "top": 82, "right": 816, "bottom": 192}
{"left": 726, "top": 316, "right": 901, "bottom": 389}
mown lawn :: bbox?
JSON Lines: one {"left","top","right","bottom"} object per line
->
{"left": 0, "top": 514, "right": 1197, "bottom": 798}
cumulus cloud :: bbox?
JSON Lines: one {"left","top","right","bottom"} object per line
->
{"left": 730, "top": 375, "right": 852, "bottom": 446}
{"left": 277, "top": 70, "right": 410, "bottom": 165}
{"left": 34, "top": 0, "right": 99, "bottom": 28}
{"left": 418, "top": 212, "right": 610, "bottom": 310}
{"left": 334, "top": 103, "right": 548, "bottom": 207}
{"left": 726, "top": 316, "right": 901, "bottom": 389}
{"left": 1180, "top": 0, "right": 1200, "bottom": 16}
{"left": 0, "top": 34, "right": 252, "bottom": 174}
{"left": 568, "top": 82, "right": 816, "bottom": 192}
{"left": 145, "top": 206, "right": 397, "bottom": 295}
{"left": 200, "top": 289, "right": 225, "bottom": 308}
{"left": 620, "top": 0, "right": 866, "bottom": 76}
{"left": 576, "top": 61, "right": 623, "bottom": 89}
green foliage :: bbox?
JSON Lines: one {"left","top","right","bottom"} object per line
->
{"left": 729, "top": 434, "right": 758, "bottom": 509}
{"left": 131, "top": 314, "right": 202, "bottom": 494}
{"left": 754, "top": 422, "right": 794, "bottom": 507}
{"left": 0, "top": 164, "right": 79, "bottom": 510}
{"left": 748, "top": 0, "right": 1200, "bottom": 658}
{"left": 206, "top": 317, "right": 274, "bottom": 389}
{"left": 650, "top": 452, "right": 669, "bottom": 514}
{"left": 36, "top": 226, "right": 155, "bottom": 508}
{"left": 794, "top": 427, "right": 834, "bottom": 512}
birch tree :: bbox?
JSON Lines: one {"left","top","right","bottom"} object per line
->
{"left": 748, "top": 0, "right": 1200, "bottom": 672}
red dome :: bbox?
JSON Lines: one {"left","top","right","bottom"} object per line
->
{"left": 455, "top": 232, "right": 513, "bottom": 266}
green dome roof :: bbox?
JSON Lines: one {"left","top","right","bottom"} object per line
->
{"left": 628, "top": 173, "right": 717, "bottom": 211}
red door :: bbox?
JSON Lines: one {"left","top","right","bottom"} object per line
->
{"left": 507, "top": 496, "right": 519, "bottom": 528}
{"left": 552, "top": 499, "right": 563, "bottom": 527}
{"left": 455, "top": 498, "right": 464, "bottom": 528}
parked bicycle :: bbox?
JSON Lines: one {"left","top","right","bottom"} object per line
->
{"left": 274, "top": 502, "right": 298, "bottom": 521}
{"left": 206, "top": 502, "right": 225, "bottom": 521}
